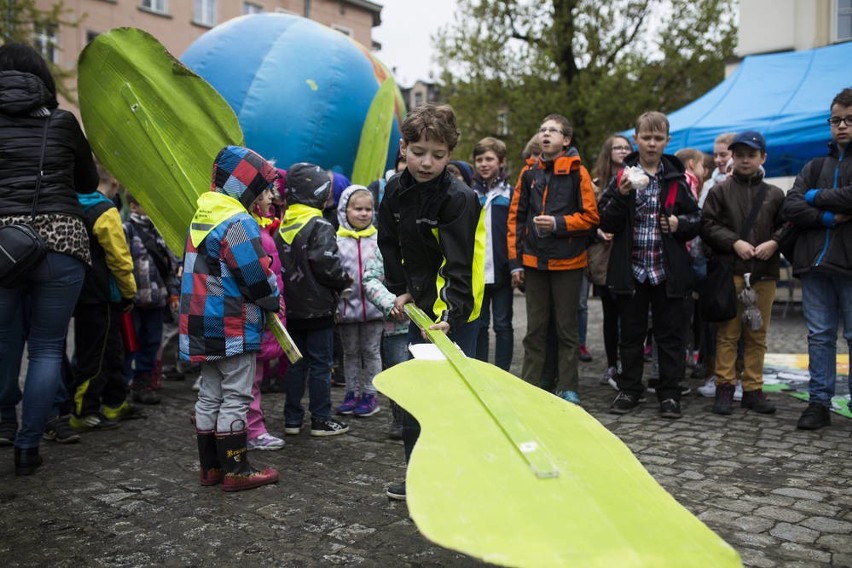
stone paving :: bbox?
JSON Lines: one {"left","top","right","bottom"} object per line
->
{"left": 1, "top": 293, "right": 850, "bottom": 567}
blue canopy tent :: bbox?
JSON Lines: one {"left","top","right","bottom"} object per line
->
{"left": 664, "top": 42, "right": 852, "bottom": 177}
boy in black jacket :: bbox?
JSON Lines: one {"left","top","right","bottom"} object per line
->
{"left": 598, "top": 111, "right": 701, "bottom": 419}
{"left": 276, "top": 163, "right": 352, "bottom": 438}
{"left": 377, "top": 103, "right": 485, "bottom": 500}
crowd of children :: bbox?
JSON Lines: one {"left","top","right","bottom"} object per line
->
{"left": 4, "top": 88, "right": 848, "bottom": 504}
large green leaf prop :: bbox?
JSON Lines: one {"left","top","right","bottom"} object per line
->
{"left": 350, "top": 77, "right": 398, "bottom": 186}
{"left": 374, "top": 305, "right": 742, "bottom": 567}
{"left": 78, "top": 27, "right": 244, "bottom": 255}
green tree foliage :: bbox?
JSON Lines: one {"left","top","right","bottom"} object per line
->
{"left": 0, "top": 0, "right": 78, "bottom": 102}
{"left": 435, "top": 0, "right": 737, "bottom": 174}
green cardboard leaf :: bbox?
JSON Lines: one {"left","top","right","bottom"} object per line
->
{"left": 78, "top": 27, "right": 244, "bottom": 255}
{"left": 350, "top": 77, "right": 397, "bottom": 186}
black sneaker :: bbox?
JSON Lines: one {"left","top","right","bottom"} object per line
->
{"left": 660, "top": 398, "right": 682, "bottom": 419}
{"left": 609, "top": 391, "right": 640, "bottom": 414}
{"left": 0, "top": 420, "right": 17, "bottom": 446}
{"left": 310, "top": 418, "right": 349, "bottom": 437}
{"left": 43, "top": 415, "right": 81, "bottom": 443}
{"left": 386, "top": 481, "right": 406, "bottom": 501}
{"left": 796, "top": 402, "right": 831, "bottom": 430}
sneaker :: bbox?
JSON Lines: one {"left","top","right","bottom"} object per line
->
{"left": 796, "top": 402, "right": 831, "bottom": 430}
{"left": 42, "top": 415, "right": 81, "bottom": 443}
{"left": 643, "top": 344, "right": 653, "bottom": 362}
{"left": 353, "top": 393, "right": 380, "bottom": 417}
{"left": 557, "top": 390, "right": 581, "bottom": 405}
{"left": 578, "top": 345, "right": 592, "bottom": 362}
{"left": 0, "top": 420, "right": 17, "bottom": 446}
{"left": 192, "top": 375, "right": 202, "bottom": 392}
{"left": 386, "top": 481, "right": 406, "bottom": 501}
{"left": 101, "top": 401, "right": 147, "bottom": 421}
{"left": 648, "top": 381, "right": 691, "bottom": 396}
{"left": 336, "top": 391, "right": 360, "bottom": 415}
{"left": 310, "top": 417, "right": 349, "bottom": 437}
{"left": 283, "top": 423, "right": 303, "bottom": 435}
{"left": 659, "top": 398, "right": 682, "bottom": 419}
{"left": 733, "top": 381, "right": 743, "bottom": 402}
{"left": 69, "top": 413, "right": 121, "bottom": 432}
{"left": 599, "top": 366, "right": 618, "bottom": 385}
{"left": 247, "top": 432, "right": 285, "bottom": 451}
{"left": 691, "top": 362, "right": 705, "bottom": 380}
{"left": 697, "top": 377, "right": 716, "bottom": 398}
{"left": 609, "top": 391, "right": 640, "bottom": 414}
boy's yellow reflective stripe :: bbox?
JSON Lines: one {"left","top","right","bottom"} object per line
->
{"left": 430, "top": 209, "right": 486, "bottom": 324}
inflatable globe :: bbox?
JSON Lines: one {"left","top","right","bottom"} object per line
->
{"left": 182, "top": 13, "right": 404, "bottom": 178}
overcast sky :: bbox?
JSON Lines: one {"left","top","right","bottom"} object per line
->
{"left": 373, "top": 1, "right": 457, "bottom": 88}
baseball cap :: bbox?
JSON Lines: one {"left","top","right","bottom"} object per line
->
{"left": 729, "top": 130, "right": 766, "bottom": 152}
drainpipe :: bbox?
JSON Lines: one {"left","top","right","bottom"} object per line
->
{"left": 304, "top": 0, "right": 311, "bottom": 18}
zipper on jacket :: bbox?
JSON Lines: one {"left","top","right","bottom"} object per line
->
{"left": 815, "top": 147, "right": 845, "bottom": 267}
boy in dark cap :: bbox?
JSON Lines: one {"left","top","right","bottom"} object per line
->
{"left": 701, "top": 130, "right": 785, "bottom": 416}
{"left": 180, "top": 145, "right": 281, "bottom": 492}
{"left": 275, "top": 162, "right": 352, "bottom": 437}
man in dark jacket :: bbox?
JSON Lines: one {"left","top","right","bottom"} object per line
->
{"left": 782, "top": 87, "right": 852, "bottom": 431}
{"left": 598, "top": 111, "right": 701, "bottom": 419}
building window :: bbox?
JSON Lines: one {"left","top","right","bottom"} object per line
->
{"left": 194, "top": 0, "right": 217, "bottom": 26}
{"left": 838, "top": 0, "right": 852, "bottom": 41}
{"left": 497, "top": 111, "right": 509, "bottom": 137}
{"left": 413, "top": 91, "right": 424, "bottom": 107}
{"left": 332, "top": 24, "right": 352, "bottom": 37}
{"left": 243, "top": 2, "right": 263, "bottom": 14}
{"left": 33, "top": 25, "right": 57, "bottom": 63}
{"left": 140, "top": 0, "right": 168, "bottom": 14}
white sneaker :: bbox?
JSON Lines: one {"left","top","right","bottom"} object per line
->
{"left": 247, "top": 432, "right": 285, "bottom": 451}
{"left": 733, "top": 381, "right": 743, "bottom": 402}
{"left": 192, "top": 375, "right": 202, "bottom": 392}
{"left": 697, "top": 377, "right": 716, "bottom": 398}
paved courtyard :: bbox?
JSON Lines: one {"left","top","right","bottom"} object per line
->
{"left": 1, "top": 292, "right": 849, "bottom": 567}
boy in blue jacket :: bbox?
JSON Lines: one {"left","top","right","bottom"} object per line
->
{"left": 180, "top": 145, "right": 281, "bottom": 492}
{"left": 69, "top": 164, "right": 138, "bottom": 434}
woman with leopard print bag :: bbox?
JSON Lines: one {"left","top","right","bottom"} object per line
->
{"left": 0, "top": 44, "right": 99, "bottom": 476}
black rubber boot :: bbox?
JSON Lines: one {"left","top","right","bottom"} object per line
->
{"left": 15, "top": 446, "right": 43, "bottom": 476}
{"left": 215, "top": 429, "right": 279, "bottom": 492}
{"left": 196, "top": 429, "right": 223, "bottom": 486}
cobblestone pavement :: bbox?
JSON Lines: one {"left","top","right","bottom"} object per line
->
{"left": 1, "top": 294, "right": 849, "bottom": 567}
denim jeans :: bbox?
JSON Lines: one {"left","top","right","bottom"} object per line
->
{"left": 800, "top": 271, "right": 852, "bottom": 409}
{"left": 475, "top": 282, "right": 514, "bottom": 371}
{"left": 401, "top": 319, "right": 478, "bottom": 462}
{"left": 380, "top": 333, "right": 408, "bottom": 370}
{"left": 283, "top": 326, "right": 334, "bottom": 424}
{"left": 124, "top": 306, "right": 164, "bottom": 379}
{"left": 0, "top": 252, "right": 85, "bottom": 448}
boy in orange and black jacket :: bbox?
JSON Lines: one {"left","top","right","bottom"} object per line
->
{"left": 507, "top": 113, "right": 599, "bottom": 406}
